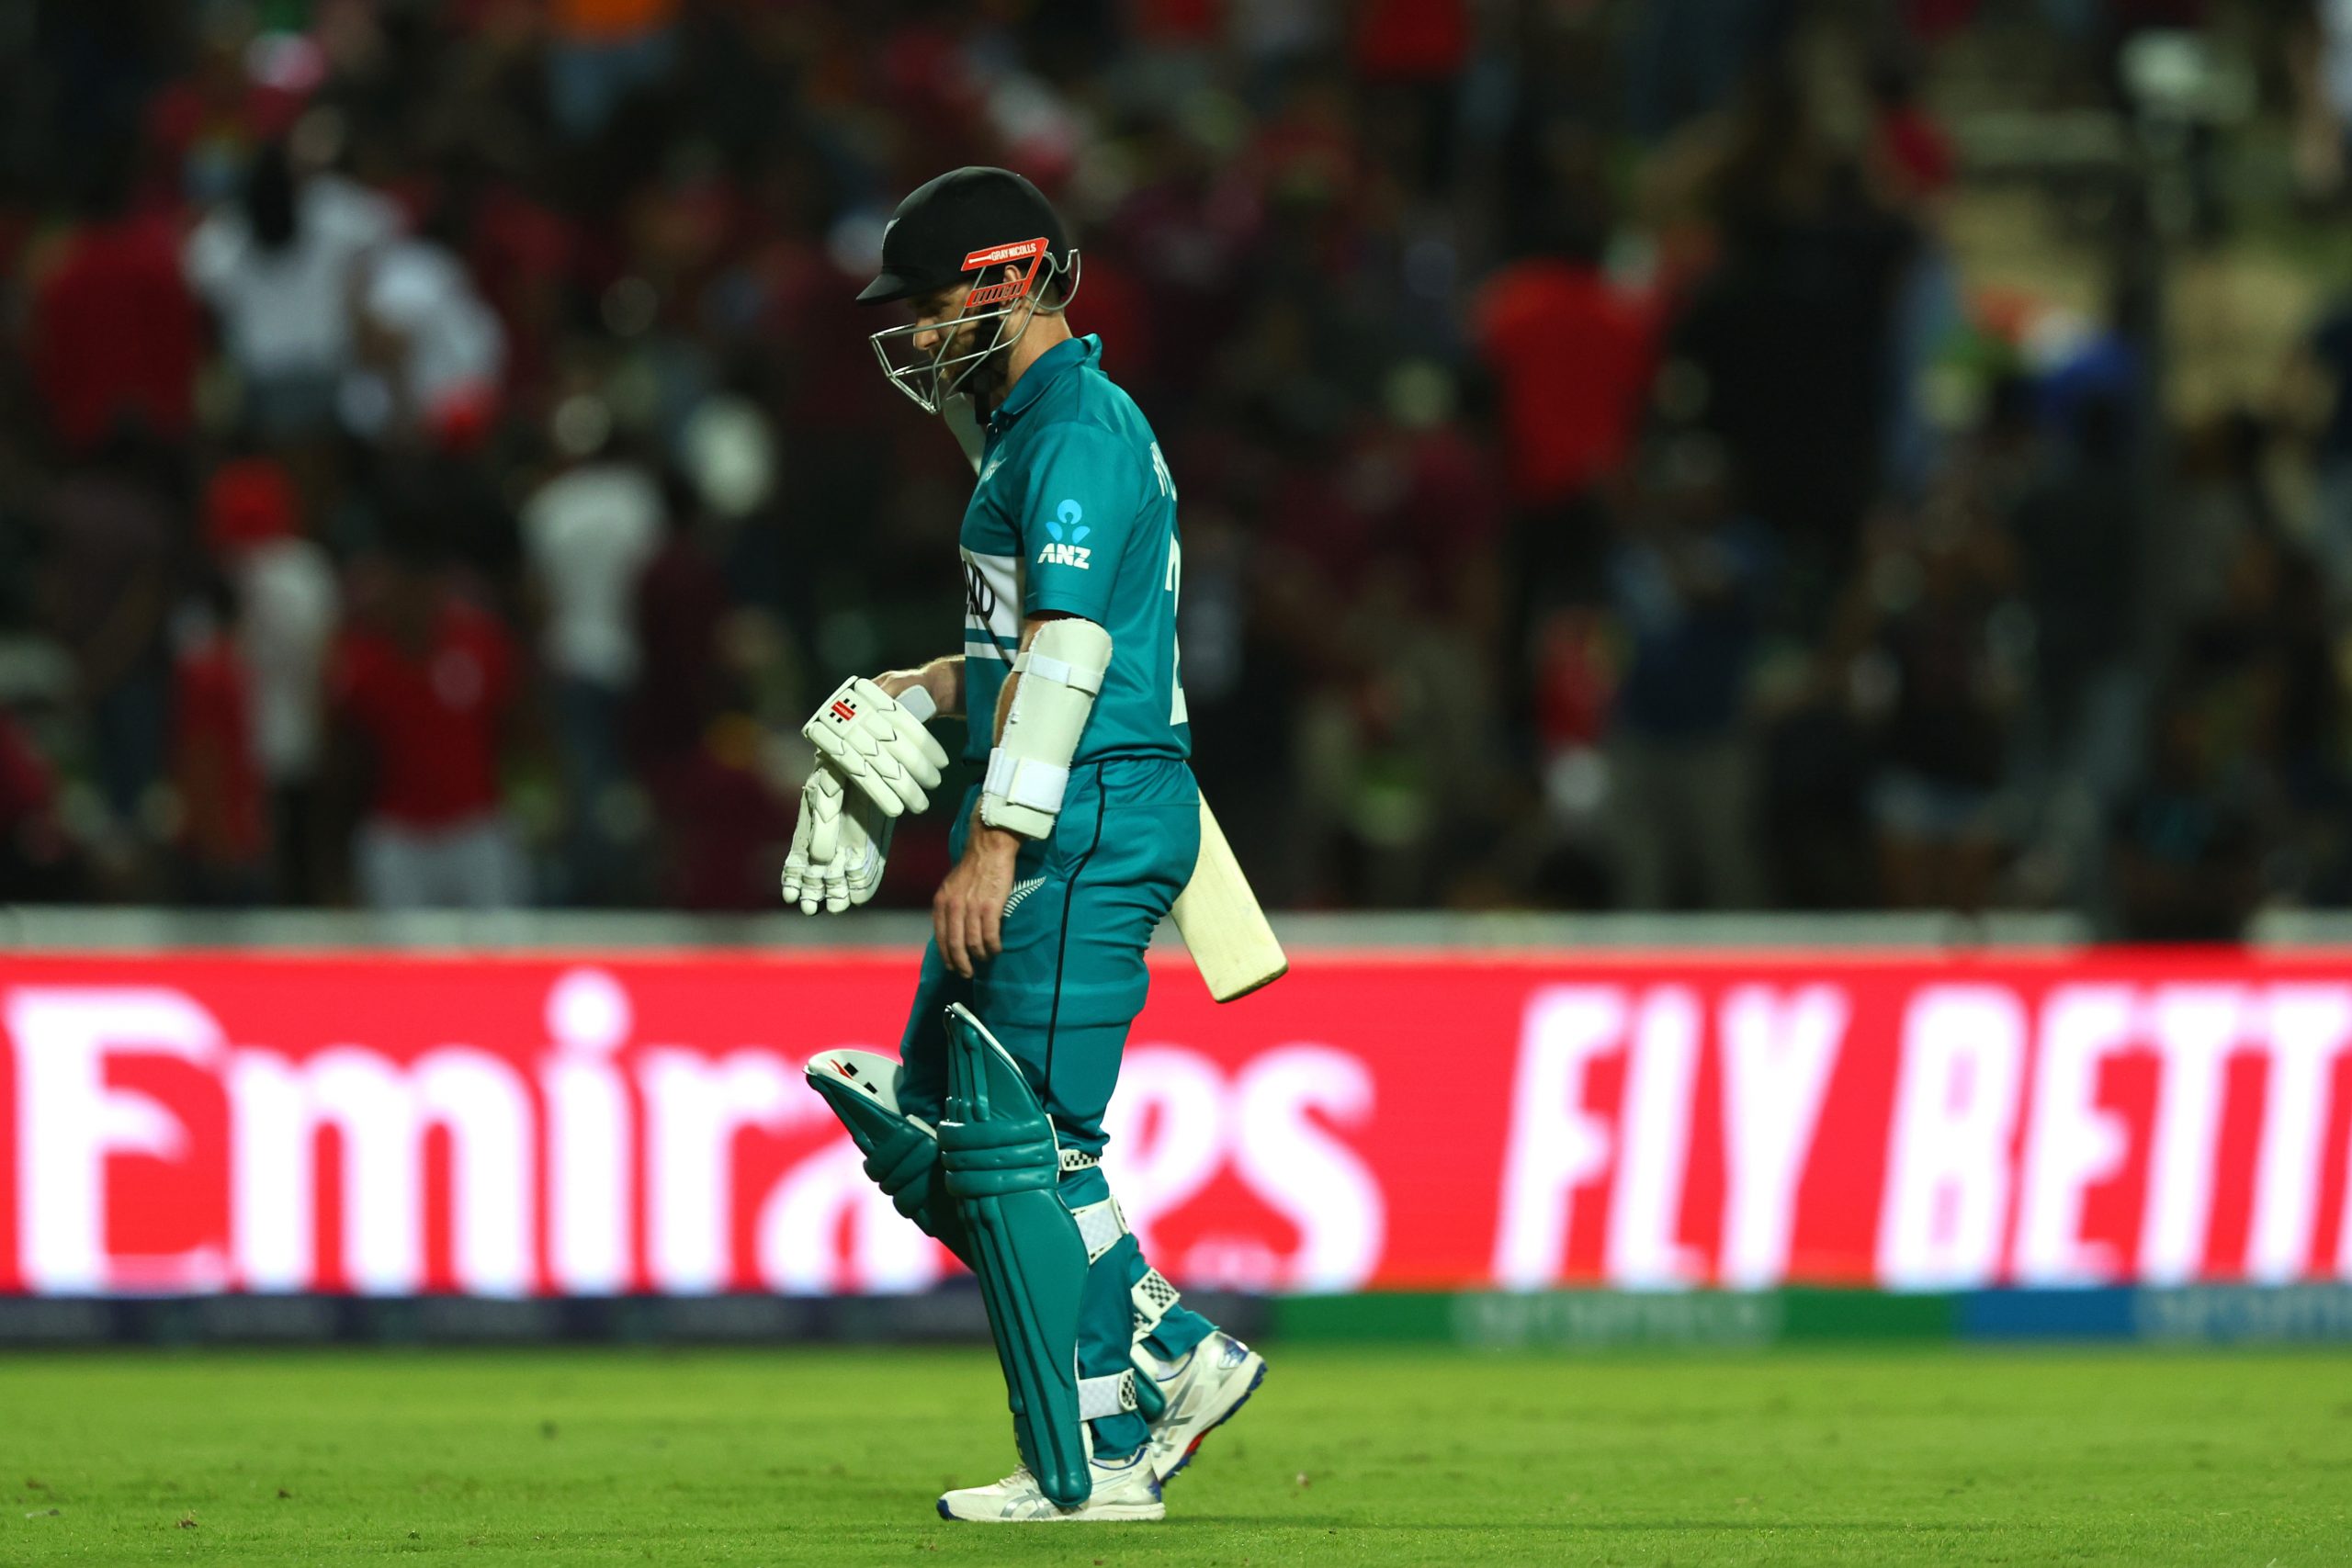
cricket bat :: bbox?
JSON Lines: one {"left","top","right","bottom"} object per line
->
{"left": 942, "top": 398, "right": 1285, "bottom": 1002}
{"left": 1170, "top": 795, "right": 1288, "bottom": 1001}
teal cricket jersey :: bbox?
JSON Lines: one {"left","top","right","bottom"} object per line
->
{"left": 956, "top": 333, "right": 1188, "bottom": 765}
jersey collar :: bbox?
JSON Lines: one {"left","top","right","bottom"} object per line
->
{"left": 990, "top": 333, "right": 1099, "bottom": 428}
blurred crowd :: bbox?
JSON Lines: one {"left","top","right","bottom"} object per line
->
{"left": 5, "top": 0, "right": 2352, "bottom": 936}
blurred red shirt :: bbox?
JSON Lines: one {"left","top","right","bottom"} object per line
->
{"left": 30, "top": 215, "right": 198, "bottom": 454}
{"left": 174, "top": 629, "right": 266, "bottom": 867}
{"left": 334, "top": 603, "right": 514, "bottom": 828}
{"left": 1354, "top": 0, "right": 1470, "bottom": 80}
{"left": 551, "top": 0, "right": 678, "bottom": 41}
{"left": 1473, "top": 260, "right": 1657, "bottom": 509}
{"left": 1877, "top": 103, "right": 1955, "bottom": 200}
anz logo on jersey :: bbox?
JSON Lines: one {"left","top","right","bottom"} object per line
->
{"left": 1036, "top": 498, "right": 1091, "bottom": 569}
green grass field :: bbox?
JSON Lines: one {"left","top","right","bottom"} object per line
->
{"left": 2, "top": 1345, "right": 2346, "bottom": 1565}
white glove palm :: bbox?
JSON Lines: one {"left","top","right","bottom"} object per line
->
{"left": 803, "top": 677, "right": 949, "bottom": 818}
{"left": 780, "top": 765, "right": 895, "bottom": 913}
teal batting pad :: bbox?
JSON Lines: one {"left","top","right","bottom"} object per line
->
{"left": 804, "top": 1050, "right": 973, "bottom": 1262}
{"left": 937, "top": 1004, "right": 1095, "bottom": 1509}
{"left": 811, "top": 1040, "right": 1207, "bottom": 1388}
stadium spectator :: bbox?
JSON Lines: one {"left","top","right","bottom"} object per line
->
{"left": 28, "top": 150, "right": 198, "bottom": 457}
{"left": 2110, "top": 697, "right": 2262, "bottom": 941}
{"left": 650, "top": 713, "right": 794, "bottom": 913}
{"left": 170, "top": 574, "right": 267, "bottom": 905}
{"left": 1854, "top": 491, "right": 2023, "bottom": 912}
{"left": 1351, "top": 0, "right": 1472, "bottom": 194}
{"left": 2297, "top": 296, "right": 2352, "bottom": 601}
{"left": 345, "top": 206, "right": 507, "bottom": 445}
{"left": 0, "top": 710, "right": 75, "bottom": 903}
{"left": 1668, "top": 63, "right": 1918, "bottom": 594}
{"left": 521, "top": 405, "right": 663, "bottom": 904}
{"left": 331, "top": 533, "right": 525, "bottom": 911}
{"left": 202, "top": 457, "right": 340, "bottom": 904}
{"left": 631, "top": 468, "right": 732, "bottom": 784}
{"left": 1470, "top": 206, "right": 1655, "bottom": 536}
{"left": 546, "top": 0, "right": 682, "bottom": 142}
{"left": 183, "top": 140, "right": 399, "bottom": 442}
{"left": 1624, "top": 0, "right": 1799, "bottom": 143}
{"left": 35, "top": 427, "right": 182, "bottom": 889}
{"left": 2009, "top": 394, "right": 2144, "bottom": 775}
{"left": 1756, "top": 653, "right": 1881, "bottom": 911}
{"left": 1471, "top": 199, "right": 1657, "bottom": 761}
{"left": 2000, "top": 392, "right": 2147, "bottom": 905}
{"left": 1602, "top": 433, "right": 1772, "bottom": 909}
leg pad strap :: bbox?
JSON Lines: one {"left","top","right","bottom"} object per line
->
{"left": 1071, "top": 1196, "right": 1128, "bottom": 1264}
{"left": 1078, "top": 1370, "right": 1138, "bottom": 1421}
{"left": 1132, "top": 1267, "right": 1181, "bottom": 1340}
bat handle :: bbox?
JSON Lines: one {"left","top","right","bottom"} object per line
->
{"left": 943, "top": 395, "right": 985, "bottom": 476}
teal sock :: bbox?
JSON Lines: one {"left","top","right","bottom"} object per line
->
{"left": 1090, "top": 1416, "right": 1149, "bottom": 1461}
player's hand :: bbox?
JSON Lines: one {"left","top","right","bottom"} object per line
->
{"left": 933, "top": 818, "right": 1020, "bottom": 977}
{"left": 802, "top": 676, "right": 949, "bottom": 819}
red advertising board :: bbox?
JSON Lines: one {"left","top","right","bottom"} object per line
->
{"left": 4, "top": 949, "right": 2350, "bottom": 1297}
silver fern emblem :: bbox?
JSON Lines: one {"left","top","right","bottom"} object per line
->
{"left": 1001, "top": 875, "right": 1048, "bottom": 917}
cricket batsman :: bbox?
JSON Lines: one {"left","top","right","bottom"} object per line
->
{"left": 782, "top": 166, "right": 1267, "bottom": 1523}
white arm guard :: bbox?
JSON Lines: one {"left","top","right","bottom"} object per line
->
{"left": 979, "top": 617, "right": 1112, "bottom": 840}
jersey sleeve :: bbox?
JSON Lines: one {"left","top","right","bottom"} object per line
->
{"left": 1013, "top": 419, "right": 1148, "bottom": 623}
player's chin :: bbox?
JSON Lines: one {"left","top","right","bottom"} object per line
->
{"left": 957, "top": 355, "right": 1008, "bottom": 404}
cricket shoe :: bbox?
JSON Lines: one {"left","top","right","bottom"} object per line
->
{"left": 1144, "top": 1331, "right": 1269, "bottom": 1483}
{"left": 935, "top": 1449, "right": 1164, "bottom": 1523}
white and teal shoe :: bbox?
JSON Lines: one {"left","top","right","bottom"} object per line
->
{"left": 1142, "top": 1331, "right": 1268, "bottom": 1484}
{"left": 935, "top": 1448, "right": 1165, "bottom": 1523}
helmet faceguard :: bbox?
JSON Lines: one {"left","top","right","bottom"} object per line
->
{"left": 868, "top": 237, "right": 1081, "bottom": 415}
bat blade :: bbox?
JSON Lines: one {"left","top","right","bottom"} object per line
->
{"left": 1170, "top": 795, "right": 1287, "bottom": 1002}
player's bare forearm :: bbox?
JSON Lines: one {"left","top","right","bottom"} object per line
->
{"left": 876, "top": 657, "right": 964, "bottom": 718}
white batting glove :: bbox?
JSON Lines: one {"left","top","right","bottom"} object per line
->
{"left": 779, "top": 770, "right": 829, "bottom": 912}
{"left": 802, "top": 677, "right": 948, "bottom": 818}
{"left": 780, "top": 765, "right": 894, "bottom": 913}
